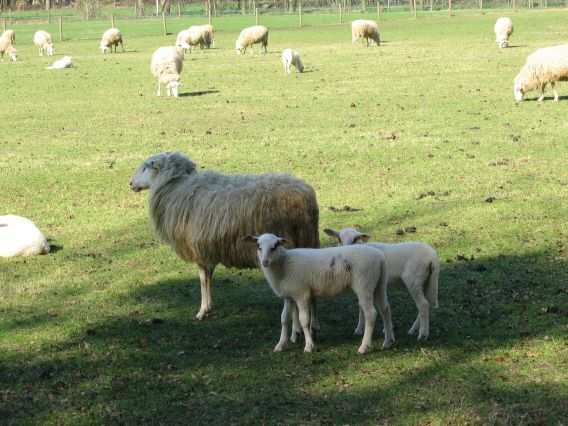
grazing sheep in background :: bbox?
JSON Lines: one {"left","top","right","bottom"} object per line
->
{"left": 0, "top": 215, "right": 50, "bottom": 258}
{"left": 33, "top": 30, "right": 54, "bottom": 56}
{"left": 150, "top": 46, "right": 186, "bottom": 97}
{"left": 494, "top": 17, "right": 513, "bottom": 49}
{"left": 351, "top": 20, "right": 380, "bottom": 47}
{"left": 129, "top": 152, "right": 320, "bottom": 320}
{"left": 236, "top": 25, "right": 269, "bottom": 55}
{"left": 324, "top": 227, "right": 440, "bottom": 341}
{"left": 245, "top": 233, "right": 394, "bottom": 354}
{"left": 47, "top": 56, "right": 73, "bottom": 70}
{"left": 100, "top": 28, "right": 124, "bottom": 54}
{"left": 281, "top": 49, "right": 304, "bottom": 74}
{"left": 193, "top": 24, "right": 214, "bottom": 48}
{"left": 0, "top": 36, "right": 17, "bottom": 61}
{"left": 514, "top": 44, "right": 568, "bottom": 102}
{"left": 2, "top": 29, "right": 15, "bottom": 44}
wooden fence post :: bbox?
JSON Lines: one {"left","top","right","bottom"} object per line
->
{"left": 2, "top": 19, "right": 6, "bottom": 33}
{"left": 162, "top": 12, "right": 167, "bottom": 35}
{"left": 111, "top": 14, "right": 115, "bottom": 28}
{"left": 255, "top": 7, "right": 258, "bottom": 25}
{"left": 448, "top": 0, "right": 452, "bottom": 15}
{"left": 59, "top": 16, "right": 63, "bottom": 41}
{"left": 299, "top": 0, "right": 302, "bottom": 27}
{"left": 208, "top": 5, "right": 212, "bottom": 24}
{"left": 339, "top": 3, "right": 343, "bottom": 23}
{"left": 177, "top": 2, "right": 181, "bottom": 17}
{"left": 377, "top": 1, "right": 380, "bottom": 18}
{"left": 413, "top": 0, "right": 417, "bottom": 17}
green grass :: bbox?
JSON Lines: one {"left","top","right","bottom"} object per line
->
{"left": 1, "top": 9, "right": 568, "bottom": 425}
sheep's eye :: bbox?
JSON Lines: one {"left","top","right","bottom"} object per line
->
{"left": 270, "top": 245, "right": 277, "bottom": 251}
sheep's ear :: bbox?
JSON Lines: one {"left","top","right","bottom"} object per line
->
{"left": 324, "top": 228, "right": 340, "bottom": 241}
{"left": 147, "top": 160, "right": 160, "bottom": 171}
{"left": 354, "top": 233, "right": 371, "bottom": 243}
{"left": 242, "top": 235, "right": 258, "bottom": 244}
{"left": 276, "top": 237, "right": 288, "bottom": 247}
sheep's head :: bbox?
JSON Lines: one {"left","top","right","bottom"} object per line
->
{"left": 297, "top": 60, "right": 305, "bottom": 73}
{"left": 7, "top": 46, "right": 17, "bottom": 62}
{"left": 46, "top": 44, "right": 54, "bottom": 56}
{"left": 166, "top": 80, "right": 181, "bottom": 97}
{"left": 130, "top": 152, "right": 196, "bottom": 192}
{"left": 100, "top": 42, "right": 109, "bottom": 54}
{"left": 244, "top": 234, "right": 288, "bottom": 268}
{"left": 513, "top": 75, "right": 524, "bottom": 102}
{"left": 235, "top": 40, "right": 244, "bottom": 55}
{"left": 176, "top": 41, "right": 190, "bottom": 52}
{"left": 498, "top": 39, "right": 508, "bottom": 49}
{"left": 324, "top": 228, "right": 370, "bottom": 246}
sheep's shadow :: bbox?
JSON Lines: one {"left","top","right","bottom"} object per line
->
{"left": 179, "top": 89, "right": 219, "bottom": 97}
{"left": 504, "top": 45, "right": 526, "bottom": 49}
{"left": 522, "top": 95, "right": 568, "bottom": 102}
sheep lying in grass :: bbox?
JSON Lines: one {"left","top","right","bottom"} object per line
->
{"left": 0, "top": 35, "right": 17, "bottom": 61}
{"left": 0, "top": 215, "right": 50, "bottom": 257}
{"left": 514, "top": 44, "right": 568, "bottom": 102}
{"left": 236, "top": 25, "right": 268, "bottom": 55}
{"left": 2, "top": 29, "right": 15, "bottom": 44}
{"left": 324, "top": 227, "right": 440, "bottom": 341}
{"left": 245, "top": 233, "right": 394, "bottom": 354}
{"left": 281, "top": 48, "right": 304, "bottom": 74}
{"left": 129, "top": 152, "right": 320, "bottom": 320}
{"left": 494, "top": 17, "right": 513, "bottom": 49}
{"left": 33, "top": 30, "right": 54, "bottom": 56}
{"left": 351, "top": 20, "right": 380, "bottom": 47}
{"left": 47, "top": 56, "right": 73, "bottom": 70}
{"left": 150, "top": 46, "right": 187, "bottom": 97}
{"left": 100, "top": 28, "right": 124, "bottom": 54}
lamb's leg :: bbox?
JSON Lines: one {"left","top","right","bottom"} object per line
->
{"left": 408, "top": 316, "right": 420, "bottom": 336}
{"left": 538, "top": 83, "right": 547, "bottom": 102}
{"left": 275, "top": 299, "right": 291, "bottom": 352}
{"left": 354, "top": 307, "right": 365, "bottom": 336}
{"left": 156, "top": 81, "right": 161, "bottom": 97}
{"left": 357, "top": 293, "right": 377, "bottom": 354}
{"left": 407, "top": 282, "right": 430, "bottom": 341}
{"left": 196, "top": 265, "right": 214, "bottom": 320}
{"left": 552, "top": 82, "right": 559, "bottom": 102}
{"left": 290, "top": 301, "right": 300, "bottom": 342}
{"left": 297, "top": 298, "right": 314, "bottom": 352}
{"left": 375, "top": 279, "right": 395, "bottom": 348}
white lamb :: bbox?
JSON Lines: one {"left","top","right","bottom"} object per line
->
{"left": 514, "top": 44, "right": 568, "bottom": 102}
{"left": 33, "top": 30, "right": 54, "bottom": 56}
{"left": 100, "top": 28, "right": 124, "bottom": 54}
{"left": 351, "top": 19, "right": 380, "bottom": 47}
{"left": 150, "top": 46, "right": 186, "bottom": 97}
{"left": 325, "top": 227, "right": 439, "bottom": 341}
{"left": 47, "top": 56, "right": 73, "bottom": 70}
{"left": 0, "top": 215, "right": 50, "bottom": 257}
{"left": 245, "top": 233, "right": 394, "bottom": 354}
{"left": 0, "top": 34, "right": 17, "bottom": 61}
{"left": 494, "top": 17, "right": 513, "bottom": 49}
{"left": 281, "top": 48, "right": 304, "bottom": 74}
{"left": 236, "top": 25, "right": 268, "bottom": 55}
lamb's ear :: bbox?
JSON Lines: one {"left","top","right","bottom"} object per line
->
{"left": 242, "top": 235, "right": 258, "bottom": 244}
{"left": 276, "top": 237, "right": 289, "bottom": 247}
{"left": 323, "top": 228, "right": 341, "bottom": 241}
{"left": 354, "top": 233, "right": 371, "bottom": 243}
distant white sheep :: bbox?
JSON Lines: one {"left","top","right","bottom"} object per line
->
{"left": 0, "top": 215, "right": 50, "bottom": 257}
{"left": 245, "top": 233, "right": 394, "bottom": 354}
{"left": 281, "top": 48, "right": 304, "bottom": 74}
{"left": 33, "top": 30, "right": 54, "bottom": 56}
{"left": 2, "top": 29, "right": 15, "bottom": 44}
{"left": 325, "top": 227, "right": 440, "bottom": 341}
{"left": 100, "top": 28, "right": 124, "bottom": 54}
{"left": 47, "top": 56, "right": 73, "bottom": 70}
{"left": 150, "top": 46, "right": 186, "bottom": 97}
{"left": 514, "top": 44, "right": 568, "bottom": 102}
{"left": 194, "top": 24, "right": 214, "bottom": 48}
{"left": 351, "top": 20, "right": 380, "bottom": 47}
{"left": 236, "top": 25, "right": 268, "bottom": 55}
{"left": 0, "top": 35, "right": 17, "bottom": 61}
{"left": 494, "top": 17, "right": 513, "bottom": 49}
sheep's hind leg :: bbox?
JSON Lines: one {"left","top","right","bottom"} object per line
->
{"left": 196, "top": 265, "right": 215, "bottom": 320}
{"left": 275, "top": 299, "right": 292, "bottom": 352}
{"left": 357, "top": 293, "right": 377, "bottom": 354}
{"left": 407, "top": 282, "right": 430, "bottom": 341}
{"left": 156, "top": 81, "right": 161, "bottom": 96}
{"left": 354, "top": 307, "right": 365, "bottom": 336}
{"left": 552, "top": 82, "right": 559, "bottom": 102}
{"left": 537, "top": 83, "right": 547, "bottom": 102}
{"left": 297, "top": 298, "right": 315, "bottom": 352}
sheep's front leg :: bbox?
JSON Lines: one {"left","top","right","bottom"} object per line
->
{"left": 537, "top": 83, "right": 547, "bottom": 102}
{"left": 552, "top": 82, "right": 559, "bottom": 102}
{"left": 297, "top": 298, "right": 314, "bottom": 352}
{"left": 156, "top": 81, "right": 161, "bottom": 96}
{"left": 375, "top": 280, "right": 395, "bottom": 348}
{"left": 275, "top": 299, "right": 292, "bottom": 352}
{"left": 354, "top": 307, "right": 365, "bottom": 335}
{"left": 196, "top": 265, "right": 215, "bottom": 320}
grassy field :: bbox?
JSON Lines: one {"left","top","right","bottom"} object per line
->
{"left": 1, "top": 8, "right": 568, "bottom": 425}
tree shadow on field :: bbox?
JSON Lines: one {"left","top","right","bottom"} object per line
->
{"left": 179, "top": 89, "right": 220, "bottom": 97}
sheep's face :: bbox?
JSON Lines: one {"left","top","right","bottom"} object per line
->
{"left": 498, "top": 40, "right": 508, "bottom": 49}
{"left": 297, "top": 61, "right": 304, "bottom": 73}
{"left": 513, "top": 78, "right": 524, "bottom": 102}
{"left": 324, "top": 228, "right": 370, "bottom": 246}
{"left": 8, "top": 48, "right": 17, "bottom": 62}
{"left": 235, "top": 41, "right": 244, "bottom": 55}
{"left": 100, "top": 43, "right": 109, "bottom": 54}
{"left": 177, "top": 41, "right": 190, "bottom": 51}
{"left": 244, "top": 234, "right": 287, "bottom": 268}
{"left": 130, "top": 157, "right": 165, "bottom": 192}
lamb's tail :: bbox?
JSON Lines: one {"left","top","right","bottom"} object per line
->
{"left": 425, "top": 258, "right": 440, "bottom": 309}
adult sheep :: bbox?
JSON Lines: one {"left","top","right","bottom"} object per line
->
{"left": 0, "top": 35, "right": 17, "bottom": 61}
{"left": 100, "top": 28, "right": 124, "bottom": 54}
{"left": 150, "top": 45, "right": 186, "bottom": 97}
{"left": 129, "top": 152, "right": 320, "bottom": 320}
{"left": 351, "top": 20, "right": 380, "bottom": 47}
{"left": 236, "top": 25, "right": 268, "bottom": 55}
{"left": 514, "top": 44, "right": 568, "bottom": 102}
{"left": 494, "top": 17, "right": 513, "bottom": 49}
{"left": 2, "top": 29, "right": 15, "bottom": 44}
{"left": 0, "top": 215, "right": 50, "bottom": 257}
{"left": 33, "top": 30, "right": 54, "bottom": 56}
{"left": 193, "top": 24, "right": 214, "bottom": 48}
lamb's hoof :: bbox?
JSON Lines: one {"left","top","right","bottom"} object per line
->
{"left": 357, "top": 344, "right": 371, "bottom": 354}
{"left": 382, "top": 338, "right": 395, "bottom": 349}
{"left": 304, "top": 343, "right": 315, "bottom": 353}
{"left": 274, "top": 343, "right": 287, "bottom": 352}
{"left": 353, "top": 328, "right": 364, "bottom": 336}
{"left": 408, "top": 327, "right": 418, "bottom": 336}
{"left": 195, "top": 310, "right": 207, "bottom": 320}
{"left": 290, "top": 330, "right": 301, "bottom": 344}
{"left": 417, "top": 333, "right": 429, "bottom": 341}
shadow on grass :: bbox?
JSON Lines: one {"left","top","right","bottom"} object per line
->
{"left": 179, "top": 89, "right": 220, "bottom": 97}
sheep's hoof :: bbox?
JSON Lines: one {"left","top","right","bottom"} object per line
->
{"left": 195, "top": 310, "right": 207, "bottom": 320}
{"left": 290, "top": 331, "right": 300, "bottom": 344}
{"left": 304, "top": 343, "right": 315, "bottom": 353}
{"left": 353, "top": 327, "right": 364, "bottom": 336}
{"left": 408, "top": 327, "right": 418, "bottom": 336}
{"left": 417, "top": 333, "right": 429, "bottom": 341}
{"left": 357, "top": 344, "right": 371, "bottom": 354}
{"left": 274, "top": 343, "right": 287, "bottom": 352}
{"left": 382, "top": 338, "right": 395, "bottom": 349}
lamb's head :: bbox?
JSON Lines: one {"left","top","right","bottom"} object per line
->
{"left": 324, "top": 228, "right": 370, "bottom": 246}
{"left": 176, "top": 41, "right": 190, "bottom": 52}
{"left": 7, "top": 46, "right": 17, "bottom": 62}
{"left": 244, "top": 233, "right": 288, "bottom": 268}
{"left": 513, "top": 74, "right": 525, "bottom": 102}
{"left": 130, "top": 152, "right": 197, "bottom": 192}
